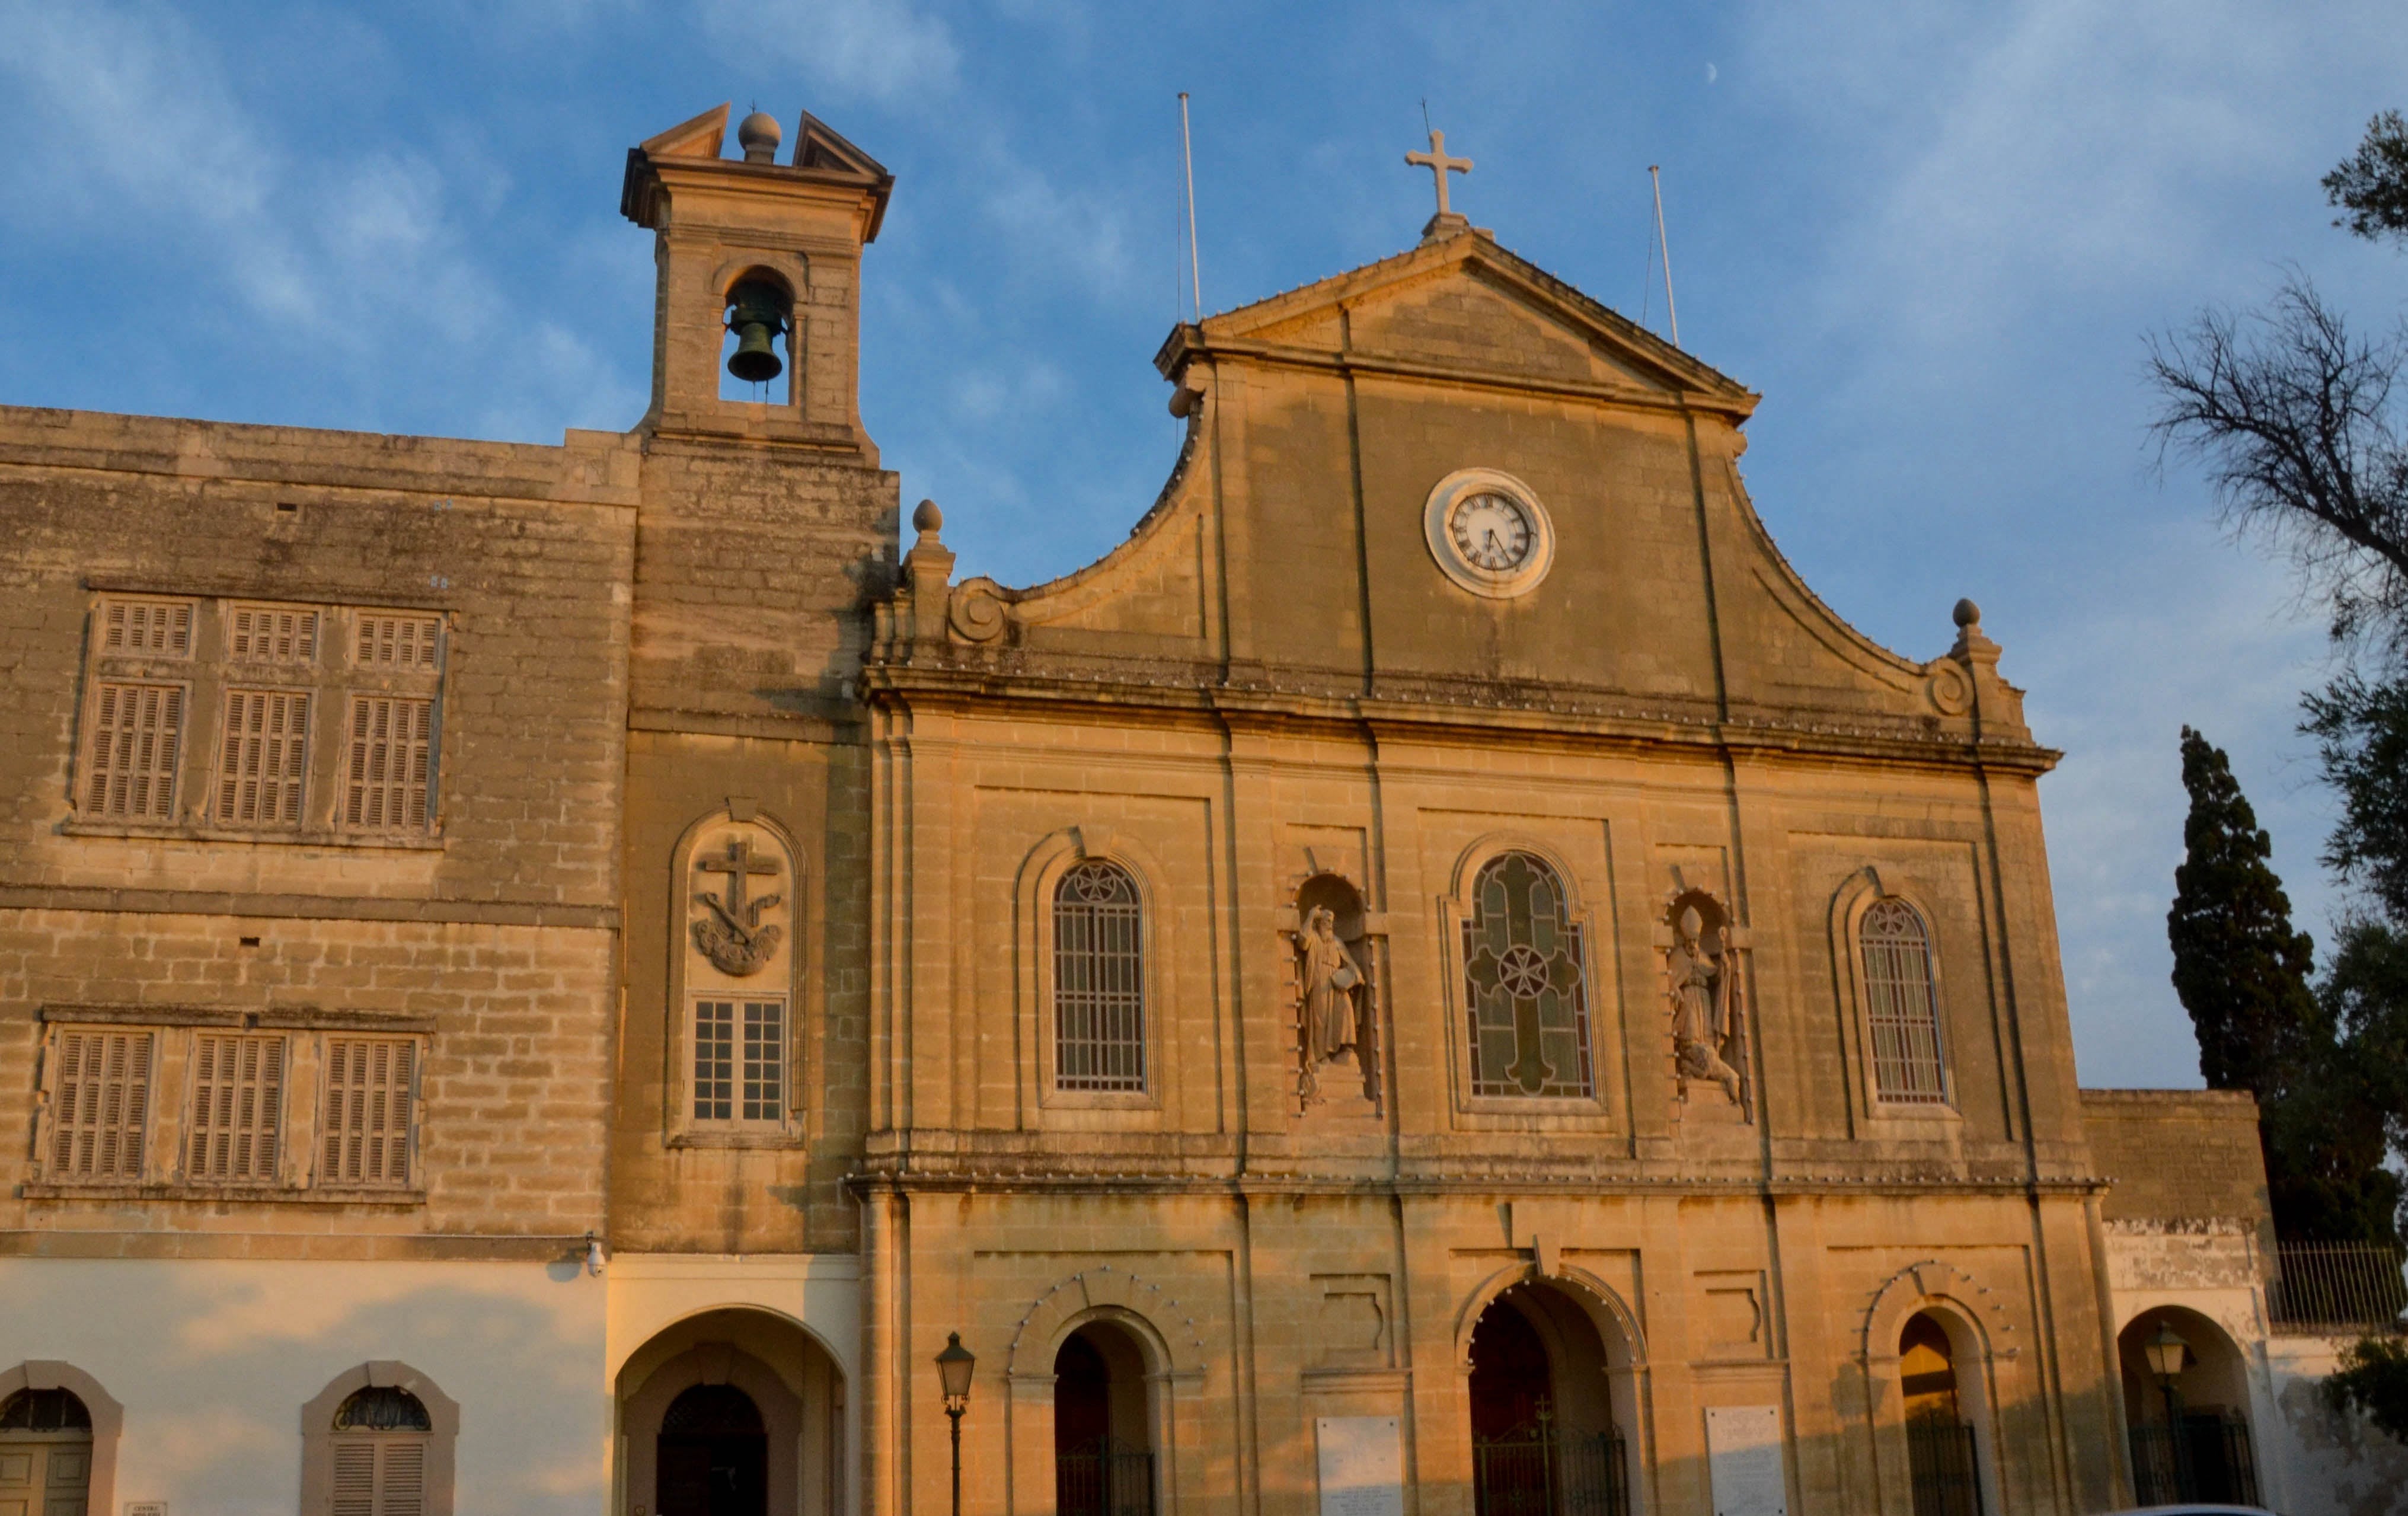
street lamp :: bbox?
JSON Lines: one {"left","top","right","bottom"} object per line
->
{"left": 2143, "top": 1320, "right": 2191, "bottom": 1500}
{"left": 937, "top": 1332, "right": 976, "bottom": 1516}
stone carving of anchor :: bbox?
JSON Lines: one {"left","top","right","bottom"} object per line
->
{"left": 692, "top": 835, "right": 783, "bottom": 976}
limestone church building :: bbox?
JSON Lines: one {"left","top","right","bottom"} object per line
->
{"left": 0, "top": 104, "right": 2380, "bottom": 1516}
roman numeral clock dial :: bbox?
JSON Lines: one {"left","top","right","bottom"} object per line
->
{"left": 1422, "top": 469, "right": 1556, "bottom": 598}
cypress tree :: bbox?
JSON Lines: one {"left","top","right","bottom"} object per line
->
{"left": 2167, "top": 727, "right": 2322, "bottom": 1095}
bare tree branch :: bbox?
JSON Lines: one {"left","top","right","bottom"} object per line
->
{"left": 2148, "top": 275, "right": 2408, "bottom": 663}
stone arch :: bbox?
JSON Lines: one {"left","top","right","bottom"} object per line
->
{"left": 617, "top": 1307, "right": 846, "bottom": 1516}
{"left": 1456, "top": 1263, "right": 1652, "bottom": 1516}
{"left": 1007, "top": 1263, "right": 1207, "bottom": 1378}
{"left": 708, "top": 254, "right": 809, "bottom": 407}
{"left": 1004, "top": 1266, "right": 1206, "bottom": 1516}
{"left": 1858, "top": 1263, "right": 2017, "bottom": 1516}
{"left": 0, "top": 1361, "right": 120, "bottom": 1516}
{"left": 1015, "top": 828, "right": 1181, "bottom": 1112}
{"left": 299, "top": 1361, "right": 460, "bottom": 1516}
{"left": 1453, "top": 1260, "right": 1647, "bottom": 1374}
{"left": 2115, "top": 1303, "right": 2263, "bottom": 1506}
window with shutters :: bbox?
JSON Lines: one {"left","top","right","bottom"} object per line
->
{"left": 73, "top": 595, "right": 446, "bottom": 841}
{"left": 43, "top": 1029, "right": 154, "bottom": 1182}
{"left": 216, "top": 688, "right": 310, "bottom": 826}
{"left": 329, "top": 1387, "right": 431, "bottom": 1516}
{"left": 343, "top": 696, "right": 435, "bottom": 834}
{"left": 691, "top": 998, "right": 786, "bottom": 1128}
{"left": 186, "top": 1033, "right": 285, "bottom": 1183}
{"left": 322, "top": 1038, "right": 416, "bottom": 1188}
{"left": 1860, "top": 897, "right": 1951, "bottom": 1105}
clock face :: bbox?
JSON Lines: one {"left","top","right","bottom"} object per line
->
{"left": 1449, "top": 493, "right": 1533, "bottom": 572}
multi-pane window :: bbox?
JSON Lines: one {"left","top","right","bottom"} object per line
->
{"left": 216, "top": 689, "right": 311, "bottom": 825}
{"left": 1862, "top": 898, "right": 1949, "bottom": 1105}
{"left": 344, "top": 697, "right": 435, "bottom": 833}
{"left": 1052, "top": 860, "right": 1146, "bottom": 1092}
{"left": 323, "top": 1038, "right": 416, "bottom": 1187}
{"left": 691, "top": 998, "right": 787, "bottom": 1125}
{"left": 76, "top": 596, "right": 445, "bottom": 838}
{"left": 330, "top": 1387, "right": 432, "bottom": 1516}
{"left": 46, "top": 1029, "right": 154, "bottom": 1180}
{"left": 1462, "top": 851, "right": 1595, "bottom": 1099}
{"left": 187, "top": 1033, "right": 285, "bottom": 1183}
{"left": 85, "top": 682, "right": 185, "bottom": 819}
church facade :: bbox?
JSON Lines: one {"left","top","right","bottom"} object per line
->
{"left": 0, "top": 104, "right": 2362, "bottom": 1516}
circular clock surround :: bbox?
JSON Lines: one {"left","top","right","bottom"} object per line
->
{"left": 1422, "top": 468, "right": 1556, "bottom": 599}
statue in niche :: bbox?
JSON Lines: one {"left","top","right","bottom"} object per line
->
{"left": 1668, "top": 902, "right": 1746, "bottom": 1108}
{"left": 1292, "top": 876, "right": 1376, "bottom": 1112}
{"left": 692, "top": 835, "right": 784, "bottom": 976}
{"left": 1301, "top": 905, "right": 1364, "bottom": 1070}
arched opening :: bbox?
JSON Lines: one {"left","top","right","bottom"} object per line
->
{"left": 1465, "top": 1282, "right": 1630, "bottom": 1516}
{"left": 1054, "top": 1321, "right": 1155, "bottom": 1516}
{"left": 617, "top": 1309, "right": 847, "bottom": 1516}
{"left": 719, "top": 269, "right": 797, "bottom": 406}
{"left": 0, "top": 1387, "right": 92, "bottom": 1516}
{"left": 2117, "top": 1307, "right": 2260, "bottom": 1507}
{"left": 1295, "top": 871, "right": 1377, "bottom": 1110}
{"left": 1899, "top": 1314, "right": 1981, "bottom": 1516}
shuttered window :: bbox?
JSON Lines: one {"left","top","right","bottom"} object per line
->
{"left": 48, "top": 1029, "right": 153, "bottom": 1180}
{"left": 343, "top": 697, "right": 434, "bottom": 832}
{"left": 322, "top": 1038, "right": 415, "bottom": 1187}
{"left": 216, "top": 689, "right": 310, "bottom": 825}
{"left": 187, "top": 1033, "right": 285, "bottom": 1183}
{"left": 229, "top": 604, "right": 319, "bottom": 663}
{"left": 100, "top": 597, "right": 193, "bottom": 656}
{"left": 1862, "top": 898, "right": 1950, "bottom": 1105}
{"left": 355, "top": 614, "right": 442, "bottom": 670}
{"left": 330, "top": 1385, "right": 432, "bottom": 1516}
{"left": 85, "top": 682, "right": 184, "bottom": 819}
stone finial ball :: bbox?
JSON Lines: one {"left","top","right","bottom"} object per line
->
{"left": 912, "top": 499, "right": 943, "bottom": 535}
{"left": 1953, "top": 598, "right": 1981, "bottom": 628}
{"left": 737, "top": 111, "right": 783, "bottom": 157}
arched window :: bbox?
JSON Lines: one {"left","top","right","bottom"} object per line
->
{"left": 1861, "top": 898, "right": 1947, "bottom": 1104}
{"left": 1053, "top": 860, "right": 1145, "bottom": 1092}
{"left": 1462, "top": 851, "right": 1594, "bottom": 1099}
{"left": 330, "top": 1386, "right": 431, "bottom": 1516}
{"left": 0, "top": 1389, "right": 92, "bottom": 1516}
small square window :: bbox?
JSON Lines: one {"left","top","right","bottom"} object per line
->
{"left": 692, "top": 998, "right": 785, "bottom": 1126}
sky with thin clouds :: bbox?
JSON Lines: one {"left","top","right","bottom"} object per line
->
{"left": 3, "top": 1, "right": 2402, "bottom": 1089}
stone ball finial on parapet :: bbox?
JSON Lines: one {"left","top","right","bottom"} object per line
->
{"left": 737, "top": 110, "right": 783, "bottom": 164}
{"left": 912, "top": 498, "right": 943, "bottom": 538}
{"left": 1952, "top": 598, "right": 1981, "bottom": 630}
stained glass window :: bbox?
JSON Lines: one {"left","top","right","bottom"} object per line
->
{"left": 1462, "top": 851, "right": 1594, "bottom": 1098}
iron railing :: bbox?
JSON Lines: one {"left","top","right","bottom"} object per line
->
{"left": 1905, "top": 1418, "right": 1982, "bottom": 1516}
{"left": 2265, "top": 1241, "right": 2408, "bottom": 1334}
{"left": 2128, "top": 1416, "right": 2259, "bottom": 1507}
{"left": 1056, "top": 1436, "right": 1154, "bottom": 1516}
{"left": 1471, "top": 1421, "right": 1628, "bottom": 1516}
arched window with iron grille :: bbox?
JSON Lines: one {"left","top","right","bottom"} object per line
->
{"left": 1861, "top": 898, "right": 1949, "bottom": 1105}
{"left": 1053, "top": 860, "right": 1146, "bottom": 1092}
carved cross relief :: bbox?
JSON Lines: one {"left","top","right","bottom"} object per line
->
{"left": 692, "top": 834, "right": 784, "bottom": 976}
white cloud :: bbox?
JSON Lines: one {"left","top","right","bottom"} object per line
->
{"left": 699, "top": 0, "right": 959, "bottom": 106}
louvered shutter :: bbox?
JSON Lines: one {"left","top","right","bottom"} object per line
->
{"left": 187, "top": 1033, "right": 284, "bottom": 1182}
{"left": 344, "top": 697, "right": 434, "bottom": 832}
{"left": 49, "top": 1030, "right": 152, "bottom": 1179}
{"left": 230, "top": 605, "right": 318, "bottom": 663}
{"left": 330, "top": 1440, "right": 376, "bottom": 1516}
{"left": 216, "top": 690, "right": 311, "bottom": 825}
{"left": 378, "top": 1441, "right": 426, "bottom": 1516}
{"left": 85, "top": 683, "right": 184, "bottom": 818}
{"left": 356, "top": 614, "right": 442, "bottom": 669}
{"left": 322, "top": 1038, "right": 414, "bottom": 1186}
{"left": 101, "top": 598, "right": 192, "bottom": 656}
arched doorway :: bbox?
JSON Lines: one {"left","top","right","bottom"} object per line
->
{"left": 0, "top": 1387, "right": 92, "bottom": 1516}
{"left": 1465, "top": 1282, "right": 1629, "bottom": 1516}
{"left": 2117, "top": 1307, "right": 2260, "bottom": 1507}
{"left": 1054, "top": 1322, "right": 1154, "bottom": 1516}
{"left": 1899, "top": 1314, "right": 1981, "bottom": 1516}
{"left": 617, "top": 1310, "right": 847, "bottom": 1516}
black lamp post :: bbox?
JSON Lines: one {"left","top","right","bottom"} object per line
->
{"left": 937, "top": 1332, "right": 976, "bottom": 1516}
{"left": 2142, "top": 1320, "right": 2190, "bottom": 1499}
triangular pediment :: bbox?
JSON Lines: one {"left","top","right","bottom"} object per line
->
{"left": 642, "top": 104, "right": 732, "bottom": 161}
{"left": 1189, "top": 230, "right": 1754, "bottom": 414}
{"left": 794, "top": 112, "right": 889, "bottom": 180}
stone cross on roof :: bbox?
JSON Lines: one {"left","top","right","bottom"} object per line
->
{"left": 1405, "top": 127, "right": 1473, "bottom": 219}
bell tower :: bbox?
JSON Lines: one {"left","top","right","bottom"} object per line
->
{"left": 620, "top": 103, "right": 893, "bottom": 452}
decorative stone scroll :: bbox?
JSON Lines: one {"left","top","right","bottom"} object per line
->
{"left": 1664, "top": 891, "right": 1752, "bottom": 1120}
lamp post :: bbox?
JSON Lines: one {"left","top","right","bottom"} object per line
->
{"left": 937, "top": 1332, "right": 976, "bottom": 1516}
{"left": 2142, "top": 1320, "right": 2190, "bottom": 1499}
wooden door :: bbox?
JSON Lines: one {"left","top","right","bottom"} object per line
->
{"left": 0, "top": 1437, "right": 92, "bottom": 1516}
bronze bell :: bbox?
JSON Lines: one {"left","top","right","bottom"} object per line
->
{"left": 725, "top": 281, "right": 788, "bottom": 384}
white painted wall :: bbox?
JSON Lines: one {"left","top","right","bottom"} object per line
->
{"left": 2260, "top": 1335, "right": 2408, "bottom": 1516}
{"left": 0, "top": 1258, "right": 608, "bottom": 1516}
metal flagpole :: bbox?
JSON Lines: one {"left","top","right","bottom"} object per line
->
{"left": 1180, "top": 92, "right": 1203, "bottom": 319}
{"left": 1649, "top": 164, "right": 1679, "bottom": 346}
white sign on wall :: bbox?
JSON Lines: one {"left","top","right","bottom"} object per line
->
{"left": 1705, "top": 1405, "right": 1787, "bottom": 1516}
{"left": 1315, "top": 1415, "right": 1404, "bottom": 1516}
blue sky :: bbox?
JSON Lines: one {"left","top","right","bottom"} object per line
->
{"left": 4, "top": 0, "right": 2401, "bottom": 1087}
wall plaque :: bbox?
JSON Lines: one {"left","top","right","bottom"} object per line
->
{"left": 1314, "top": 1415, "right": 1402, "bottom": 1516}
{"left": 1705, "top": 1405, "right": 1786, "bottom": 1516}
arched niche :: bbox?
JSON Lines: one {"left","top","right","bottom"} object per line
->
{"left": 617, "top": 1308, "right": 847, "bottom": 1516}
{"left": 666, "top": 806, "right": 805, "bottom": 1145}
{"left": 1292, "top": 870, "right": 1379, "bottom": 1114}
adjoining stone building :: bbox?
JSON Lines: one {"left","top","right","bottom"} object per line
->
{"left": 1, "top": 103, "right": 2399, "bottom": 1516}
